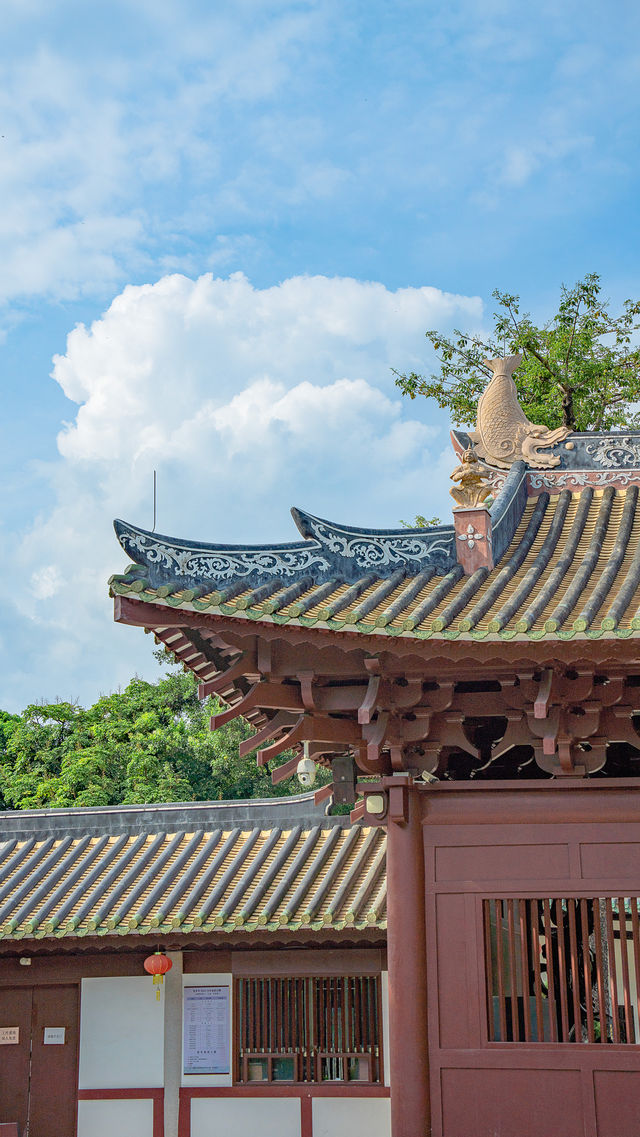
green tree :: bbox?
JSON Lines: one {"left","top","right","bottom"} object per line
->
{"left": 399, "top": 514, "right": 442, "bottom": 530}
{"left": 394, "top": 274, "right": 640, "bottom": 432}
{"left": 0, "top": 661, "right": 309, "bottom": 811}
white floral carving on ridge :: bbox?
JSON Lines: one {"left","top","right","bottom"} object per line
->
{"left": 457, "top": 523, "right": 484, "bottom": 550}
{"left": 585, "top": 438, "right": 640, "bottom": 468}
{"left": 119, "top": 526, "right": 331, "bottom": 581}
{"left": 528, "top": 470, "right": 638, "bottom": 490}
{"left": 305, "top": 516, "right": 454, "bottom": 568}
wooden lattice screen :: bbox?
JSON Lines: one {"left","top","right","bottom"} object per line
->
{"left": 484, "top": 897, "right": 640, "bottom": 1044}
{"left": 235, "top": 975, "right": 381, "bottom": 1082}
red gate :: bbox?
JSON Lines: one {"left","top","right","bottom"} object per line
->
{"left": 422, "top": 780, "right": 640, "bottom": 1137}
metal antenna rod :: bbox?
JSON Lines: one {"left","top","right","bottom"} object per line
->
{"left": 152, "top": 470, "right": 157, "bottom": 533}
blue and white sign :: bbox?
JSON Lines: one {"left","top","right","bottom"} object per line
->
{"left": 183, "top": 986, "right": 230, "bottom": 1075}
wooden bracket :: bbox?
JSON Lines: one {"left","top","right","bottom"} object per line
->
{"left": 257, "top": 715, "right": 307, "bottom": 764}
{"left": 238, "top": 710, "right": 298, "bottom": 760}
{"left": 440, "top": 712, "right": 481, "bottom": 760}
{"left": 601, "top": 706, "right": 640, "bottom": 748}
{"left": 257, "top": 639, "right": 272, "bottom": 678}
{"left": 387, "top": 782, "right": 410, "bottom": 826}
{"left": 533, "top": 668, "right": 553, "bottom": 719}
{"left": 314, "top": 782, "right": 335, "bottom": 805}
{"left": 358, "top": 674, "right": 381, "bottom": 725}
{"left": 210, "top": 684, "right": 259, "bottom": 729}
{"left": 271, "top": 754, "right": 303, "bottom": 785}
{"left": 363, "top": 712, "right": 389, "bottom": 768}
{"left": 198, "top": 654, "right": 249, "bottom": 699}
{"left": 299, "top": 671, "right": 316, "bottom": 710}
{"left": 426, "top": 682, "right": 455, "bottom": 715}
{"left": 490, "top": 712, "right": 531, "bottom": 761}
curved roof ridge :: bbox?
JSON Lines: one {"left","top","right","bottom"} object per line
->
{"left": 0, "top": 793, "right": 348, "bottom": 840}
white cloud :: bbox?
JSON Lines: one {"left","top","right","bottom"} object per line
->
{"left": 3, "top": 272, "right": 480, "bottom": 709}
{"left": 29, "top": 565, "right": 62, "bottom": 601}
{"left": 0, "top": 6, "right": 327, "bottom": 310}
{"left": 2, "top": 0, "right": 636, "bottom": 317}
{"left": 500, "top": 134, "right": 594, "bottom": 189}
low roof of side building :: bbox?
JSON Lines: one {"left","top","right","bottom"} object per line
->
{"left": 0, "top": 795, "right": 385, "bottom": 949}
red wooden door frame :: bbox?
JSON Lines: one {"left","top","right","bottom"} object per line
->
{"left": 0, "top": 987, "right": 32, "bottom": 1133}
{"left": 0, "top": 984, "right": 79, "bottom": 1137}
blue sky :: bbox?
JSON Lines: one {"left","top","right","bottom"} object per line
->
{"left": 1, "top": 0, "right": 640, "bottom": 709}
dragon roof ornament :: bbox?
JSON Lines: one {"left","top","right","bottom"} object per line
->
{"left": 469, "top": 354, "right": 570, "bottom": 470}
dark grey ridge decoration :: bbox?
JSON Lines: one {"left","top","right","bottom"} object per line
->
{"left": 114, "top": 468, "right": 530, "bottom": 592}
{"left": 452, "top": 427, "right": 640, "bottom": 477}
{"left": 114, "top": 510, "right": 457, "bottom": 589}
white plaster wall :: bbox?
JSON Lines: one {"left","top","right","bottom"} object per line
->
{"left": 381, "top": 969, "right": 390, "bottom": 1086}
{"left": 190, "top": 1096, "right": 300, "bottom": 1137}
{"left": 79, "top": 976, "right": 164, "bottom": 1088}
{"left": 77, "top": 1098, "right": 154, "bottom": 1137}
{"left": 181, "top": 973, "right": 233, "bottom": 1087}
{"left": 313, "top": 1096, "right": 391, "bottom": 1137}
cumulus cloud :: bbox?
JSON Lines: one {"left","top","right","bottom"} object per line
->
{"left": 3, "top": 272, "right": 481, "bottom": 709}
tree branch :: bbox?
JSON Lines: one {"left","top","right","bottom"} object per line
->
{"left": 523, "top": 343, "right": 561, "bottom": 383}
{"left": 564, "top": 298, "right": 582, "bottom": 375}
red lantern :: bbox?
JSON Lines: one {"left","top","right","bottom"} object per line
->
{"left": 143, "top": 951, "right": 172, "bottom": 1000}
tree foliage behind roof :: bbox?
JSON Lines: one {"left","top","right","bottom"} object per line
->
{"left": 394, "top": 273, "right": 640, "bottom": 432}
{"left": 0, "top": 657, "right": 304, "bottom": 811}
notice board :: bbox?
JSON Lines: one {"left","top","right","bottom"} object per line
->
{"left": 183, "top": 986, "right": 230, "bottom": 1074}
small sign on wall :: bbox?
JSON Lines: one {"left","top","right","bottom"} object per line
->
{"left": 43, "top": 1027, "right": 66, "bottom": 1045}
{"left": 183, "top": 986, "right": 230, "bottom": 1074}
{"left": 0, "top": 1027, "right": 19, "bottom": 1044}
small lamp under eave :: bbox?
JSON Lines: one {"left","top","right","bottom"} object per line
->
{"left": 143, "top": 951, "right": 172, "bottom": 1000}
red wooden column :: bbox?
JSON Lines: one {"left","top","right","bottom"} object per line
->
{"left": 385, "top": 777, "right": 430, "bottom": 1137}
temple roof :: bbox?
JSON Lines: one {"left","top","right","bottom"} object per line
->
{"left": 108, "top": 364, "right": 640, "bottom": 783}
{"left": 111, "top": 482, "right": 640, "bottom": 642}
{"left": 110, "top": 352, "right": 640, "bottom": 649}
{"left": 0, "top": 798, "right": 385, "bottom": 942}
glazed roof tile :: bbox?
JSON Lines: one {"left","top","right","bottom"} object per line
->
{"left": 110, "top": 486, "right": 640, "bottom": 641}
{"left": 0, "top": 823, "right": 386, "bottom": 942}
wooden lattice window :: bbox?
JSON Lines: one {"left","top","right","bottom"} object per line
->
{"left": 484, "top": 897, "right": 640, "bottom": 1044}
{"left": 235, "top": 975, "right": 382, "bottom": 1083}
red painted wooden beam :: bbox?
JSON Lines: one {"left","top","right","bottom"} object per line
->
{"left": 385, "top": 780, "right": 430, "bottom": 1137}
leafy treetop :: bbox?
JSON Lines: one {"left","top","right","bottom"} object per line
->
{"left": 394, "top": 274, "right": 640, "bottom": 433}
{"left": 0, "top": 656, "right": 318, "bottom": 811}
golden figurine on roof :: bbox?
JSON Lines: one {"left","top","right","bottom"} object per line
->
{"left": 449, "top": 448, "right": 493, "bottom": 508}
{"left": 470, "top": 354, "right": 570, "bottom": 469}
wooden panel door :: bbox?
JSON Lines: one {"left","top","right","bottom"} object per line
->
{"left": 0, "top": 987, "right": 32, "bottom": 1132}
{"left": 423, "top": 784, "right": 640, "bottom": 1137}
{"left": 28, "top": 985, "right": 79, "bottom": 1137}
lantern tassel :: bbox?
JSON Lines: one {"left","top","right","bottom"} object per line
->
{"left": 154, "top": 974, "right": 163, "bottom": 1001}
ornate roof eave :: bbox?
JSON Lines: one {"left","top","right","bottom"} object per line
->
{"left": 109, "top": 356, "right": 640, "bottom": 787}
{"left": 112, "top": 593, "right": 640, "bottom": 783}
{"left": 114, "top": 507, "right": 458, "bottom": 591}
{"left": 114, "top": 593, "right": 640, "bottom": 671}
